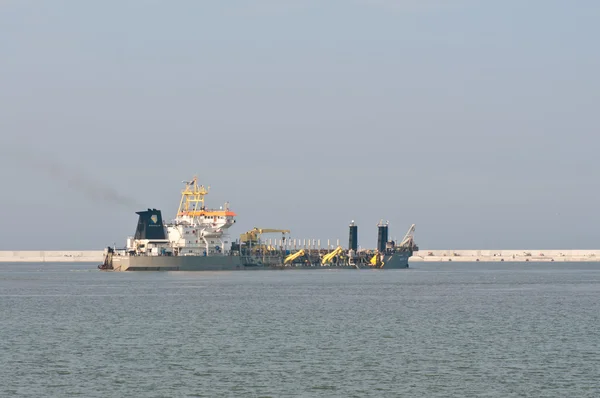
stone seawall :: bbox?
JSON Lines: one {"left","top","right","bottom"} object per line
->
{"left": 2, "top": 250, "right": 600, "bottom": 263}
{"left": 0, "top": 251, "right": 105, "bottom": 263}
{"left": 411, "top": 250, "right": 600, "bottom": 262}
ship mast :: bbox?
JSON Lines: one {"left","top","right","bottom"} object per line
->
{"left": 176, "top": 176, "right": 210, "bottom": 220}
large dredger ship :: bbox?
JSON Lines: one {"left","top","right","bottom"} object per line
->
{"left": 98, "top": 176, "right": 417, "bottom": 271}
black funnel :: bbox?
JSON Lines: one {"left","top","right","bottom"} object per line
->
{"left": 377, "top": 222, "right": 388, "bottom": 253}
{"left": 348, "top": 222, "right": 358, "bottom": 251}
{"left": 134, "top": 209, "right": 166, "bottom": 240}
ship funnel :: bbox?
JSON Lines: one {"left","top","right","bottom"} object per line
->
{"left": 377, "top": 220, "right": 389, "bottom": 253}
{"left": 134, "top": 209, "right": 167, "bottom": 240}
{"left": 348, "top": 221, "right": 358, "bottom": 251}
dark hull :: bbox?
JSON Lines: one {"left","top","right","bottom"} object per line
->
{"left": 107, "top": 252, "right": 412, "bottom": 271}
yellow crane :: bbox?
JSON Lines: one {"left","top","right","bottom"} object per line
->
{"left": 240, "top": 228, "right": 290, "bottom": 245}
{"left": 240, "top": 228, "right": 290, "bottom": 255}
{"left": 321, "top": 246, "right": 344, "bottom": 265}
{"left": 284, "top": 249, "right": 306, "bottom": 265}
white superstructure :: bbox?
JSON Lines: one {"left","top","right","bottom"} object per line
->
{"left": 166, "top": 201, "right": 236, "bottom": 256}
{"left": 122, "top": 177, "right": 237, "bottom": 257}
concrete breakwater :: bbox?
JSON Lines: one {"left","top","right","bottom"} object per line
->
{"left": 411, "top": 250, "right": 600, "bottom": 262}
{"left": 0, "top": 251, "right": 105, "bottom": 263}
{"left": 2, "top": 249, "right": 600, "bottom": 263}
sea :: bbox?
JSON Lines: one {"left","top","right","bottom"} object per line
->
{"left": 1, "top": 261, "right": 599, "bottom": 397}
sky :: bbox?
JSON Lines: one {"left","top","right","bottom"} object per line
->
{"left": 1, "top": 0, "right": 599, "bottom": 250}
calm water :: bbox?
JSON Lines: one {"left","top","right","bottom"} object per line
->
{"left": 1, "top": 262, "right": 599, "bottom": 397}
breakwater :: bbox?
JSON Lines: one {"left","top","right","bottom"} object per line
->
{"left": 0, "top": 251, "right": 104, "bottom": 263}
{"left": 411, "top": 250, "right": 600, "bottom": 262}
{"left": 2, "top": 250, "right": 600, "bottom": 263}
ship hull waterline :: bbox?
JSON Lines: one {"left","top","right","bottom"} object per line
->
{"left": 107, "top": 252, "right": 412, "bottom": 271}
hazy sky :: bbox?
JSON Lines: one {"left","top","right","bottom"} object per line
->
{"left": 1, "top": 0, "right": 599, "bottom": 250}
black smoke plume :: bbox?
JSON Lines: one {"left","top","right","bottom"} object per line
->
{"left": 3, "top": 146, "right": 143, "bottom": 210}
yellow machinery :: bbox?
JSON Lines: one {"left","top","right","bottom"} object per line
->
{"left": 176, "top": 176, "right": 236, "bottom": 220}
{"left": 240, "top": 228, "right": 290, "bottom": 245}
{"left": 369, "top": 253, "right": 384, "bottom": 268}
{"left": 240, "top": 228, "right": 290, "bottom": 255}
{"left": 321, "top": 246, "right": 344, "bottom": 265}
{"left": 284, "top": 249, "right": 306, "bottom": 265}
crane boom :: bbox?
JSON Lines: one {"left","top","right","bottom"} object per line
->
{"left": 398, "top": 224, "right": 416, "bottom": 249}
{"left": 284, "top": 249, "right": 305, "bottom": 264}
{"left": 321, "top": 246, "right": 343, "bottom": 265}
{"left": 240, "top": 227, "right": 290, "bottom": 243}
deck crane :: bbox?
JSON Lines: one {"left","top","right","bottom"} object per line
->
{"left": 284, "top": 249, "right": 307, "bottom": 265}
{"left": 239, "top": 228, "right": 291, "bottom": 255}
{"left": 321, "top": 246, "right": 344, "bottom": 265}
{"left": 240, "top": 228, "right": 291, "bottom": 245}
{"left": 397, "top": 224, "right": 417, "bottom": 251}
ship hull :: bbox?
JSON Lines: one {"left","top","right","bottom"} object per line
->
{"left": 111, "top": 255, "right": 245, "bottom": 271}
{"left": 108, "top": 252, "right": 412, "bottom": 271}
{"left": 381, "top": 252, "right": 412, "bottom": 269}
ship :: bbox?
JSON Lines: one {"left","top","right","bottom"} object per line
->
{"left": 98, "top": 176, "right": 418, "bottom": 271}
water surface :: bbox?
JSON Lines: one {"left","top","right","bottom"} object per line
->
{"left": 1, "top": 262, "right": 599, "bottom": 397}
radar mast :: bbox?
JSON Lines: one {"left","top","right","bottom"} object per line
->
{"left": 176, "top": 176, "right": 210, "bottom": 219}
